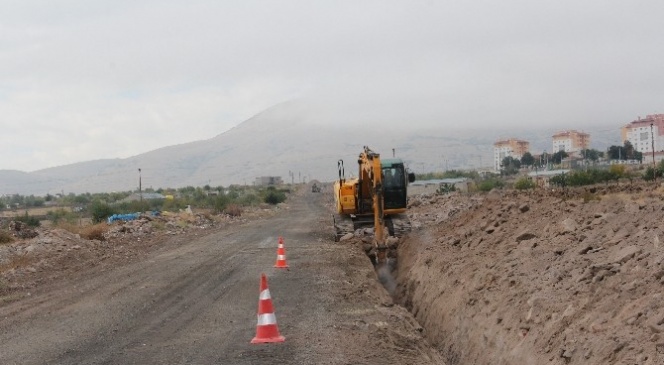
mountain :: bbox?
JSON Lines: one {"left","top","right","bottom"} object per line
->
{"left": 0, "top": 100, "right": 621, "bottom": 195}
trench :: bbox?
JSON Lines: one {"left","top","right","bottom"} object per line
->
{"left": 368, "top": 234, "right": 507, "bottom": 365}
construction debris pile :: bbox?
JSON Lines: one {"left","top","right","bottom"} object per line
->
{"left": 0, "top": 206, "right": 273, "bottom": 294}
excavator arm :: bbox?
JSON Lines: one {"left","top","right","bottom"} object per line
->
{"left": 358, "top": 147, "right": 388, "bottom": 263}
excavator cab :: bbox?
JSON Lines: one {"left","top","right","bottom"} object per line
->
{"left": 380, "top": 159, "right": 413, "bottom": 211}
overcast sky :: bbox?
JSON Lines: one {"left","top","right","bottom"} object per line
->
{"left": 1, "top": 0, "right": 663, "bottom": 171}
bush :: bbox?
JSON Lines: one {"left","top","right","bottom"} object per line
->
{"left": 46, "top": 208, "right": 77, "bottom": 225}
{"left": 213, "top": 194, "right": 230, "bottom": 214}
{"left": 79, "top": 223, "right": 108, "bottom": 241}
{"left": 514, "top": 177, "right": 536, "bottom": 190}
{"left": 90, "top": 200, "right": 116, "bottom": 223}
{"left": 477, "top": 179, "right": 504, "bottom": 192}
{"left": 239, "top": 193, "right": 261, "bottom": 206}
{"left": 224, "top": 204, "right": 243, "bottom": 217}
{"left": 436, "top": 183, "right": 456, "bottom": 195}
{"left": 14, "top": 212, "right": 40, "bottom": 227}
{"left": 0, "top": 230, "right": 13, "bottom": 244}
{"left": 263, "top": 187, "right": 287, "bottom": 205}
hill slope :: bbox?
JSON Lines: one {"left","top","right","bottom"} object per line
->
{"left": 0, "top": 100, "right": 617, "bottom": 195}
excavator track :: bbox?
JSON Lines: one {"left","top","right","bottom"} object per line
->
{"left": 333, "top": 213, "right": 412, "bottom": 242}
{"left": 385, "top": 213, "right": 412, "bottom": 238}
{"left": 333, "top": 214, "right": 356, "bottom": 242}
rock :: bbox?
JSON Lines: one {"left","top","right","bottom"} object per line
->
{"left": 612, "top": 245, "right": 642, "bottom": 264}
{"left": 519, "top": 204, "right": 530, "bottom": 213}
{"left": 560, "top": 218, "right": 577, "bottom": 234}
{"left": 516, "top": 230, "right": 538, "bottom": 242}
{"left": 340, "top": 233, "right": 354, "bottom": 241}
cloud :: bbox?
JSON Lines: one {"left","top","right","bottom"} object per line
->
{"left": 1, "top": 0, "right": 663, "bottom": 170}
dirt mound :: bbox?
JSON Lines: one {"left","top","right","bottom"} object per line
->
{"left": 397, "top": 183, "right": 664, "bottom": 364}
{"left": 0, "top": 206, "right": 276, "bottom": 298}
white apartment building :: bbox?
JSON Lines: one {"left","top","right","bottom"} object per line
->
{"left": 493, "top": 138, "right": 529, "bottom": 172}
{"left": 621, "top": 114, "right": 664, "bottom": 153}
{"left": 552, "top": 130, "right": 590, "bottom": 154}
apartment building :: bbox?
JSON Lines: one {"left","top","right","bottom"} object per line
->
{"left": 493, "top": 138, "right": 530, "bottom": 172}
{"left": 552, "top": 130, "right": 590, "bottom": 154}
{"left": 621, "top": 114, "right": 664, "bottom": 153}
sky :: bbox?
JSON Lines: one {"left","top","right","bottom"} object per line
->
{"left": 1, "top": 0, "right": 663, "bottom": 171}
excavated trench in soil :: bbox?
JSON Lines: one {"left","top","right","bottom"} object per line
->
{"left": 387, "top": 186, "right": 664, "bottom": 365}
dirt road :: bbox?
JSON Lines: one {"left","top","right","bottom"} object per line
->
{"left": 0, "top": 188, "right": 442, "bottom": 364}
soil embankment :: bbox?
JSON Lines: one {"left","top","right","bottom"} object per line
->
{"left": 397, "top": 183, "right": 664, "bottom": 365}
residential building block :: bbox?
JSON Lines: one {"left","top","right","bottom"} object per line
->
{"left": 493, "top": 138, "right": 529, "bottom": 172}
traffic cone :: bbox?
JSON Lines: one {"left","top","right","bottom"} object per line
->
{"left": 274, "top": 237, "right": 289, "bottom": 268}
{"left": 251, "top": 273, "right": 285, "bottom": 344}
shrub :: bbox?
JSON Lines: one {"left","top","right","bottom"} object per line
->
{"left": 609, "top": 164, "right": 626, "bottom": 178}
{"left": 0, "top": 230, "right": 13, "bottom": 244}
{"left": 15, "top": 212, "right": 40, "bottom": 227}
{"left": 239, "top": 193, "right": 261, "bottom": 206}
{"left": 263, "top": 187, "right": 286, "bottom": 205}
{"left": 477, "top": 179, "right": 504, "bottom": 192}
{"left": 46, "top": 208, "right": 77, "bottom": 225}
{"left": 89, "top": 200, "right": 116, "bottom": 223}
{"left": 79, "top": 223, "right": 108, "bottom": 241}
{"left": 213, "top": 194, "right": 230, "bottom": 214}
{"left": 436, "top": 184, "right": 456, "bottom": 195}
{"left": 224, "top": 204, "right": 243, "bottom": 217}
{"left": 514, "top": 177, "right": 536, "bottom": 190}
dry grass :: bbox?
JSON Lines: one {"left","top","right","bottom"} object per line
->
{"left": 225, "top": 204, "right": 243, "bottom": 217}
{"left": 0, "top": 253, "right": 34, "bottom": 273}
{"left": 0, "top": 230, "right": 14, "bottom": 245}
{"left": 79, "top": 223, "right": 108, "bottom": 241}
{"left": 53, "top": 221, "right": 109, "bottom": 241}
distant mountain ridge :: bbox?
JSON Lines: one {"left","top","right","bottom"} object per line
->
{"left": 0, "top": 101, "right": 620, "bottom": 195}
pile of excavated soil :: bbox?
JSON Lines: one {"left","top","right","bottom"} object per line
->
{"left": 397, "top": 182, "right": 664, "bottom": 365}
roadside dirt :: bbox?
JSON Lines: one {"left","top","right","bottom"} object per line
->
{"left": 0, "top": 187, "right": 442, "bottom": 365}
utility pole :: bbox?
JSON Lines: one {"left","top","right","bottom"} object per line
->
{"left": 138, "top": 168, "right": 142, "bottom": 203}
{"left": 652, "top": 123, "right": 657, "bottom": 182}
{"left": 392, "top": 148, "right": 395, "bottom": 158}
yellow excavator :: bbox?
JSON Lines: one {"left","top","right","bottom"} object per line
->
{"left": 333, "top": 146, "right": 415, "bottom": 264}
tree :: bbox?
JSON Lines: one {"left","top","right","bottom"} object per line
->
{"left": 607, "top": 145, "right": 624, "bottom": 160}
{"left": 580, "top": 149, "right": 603, "bottom": 162}
{"left": 520, "top": 152, "right": 535, "bottom": 167}
{"left": 551, "top": 150, "right": 569, "bottom": 164}
{"left": 501, "top": 156, "right": 521, "bottom": 175}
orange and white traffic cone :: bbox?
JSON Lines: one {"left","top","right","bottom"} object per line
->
{"left": 274, "top": 237, "right": 289, "bottom": 268}
{"left": 251, "top": 273, "right": 285, "bottom": 344}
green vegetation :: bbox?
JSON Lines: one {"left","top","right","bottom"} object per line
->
{"left": 14, "top": 212, "right": 40, "bottom": 228}
{"left": 642, "top": 159, "right": 664, "bottom": 181}
{"left": 500, "top": 156, "right": 521, "bottom": 175}
{"left": 520, "top": 152, "right": 535, "bottom": 167}
{"left": 550, "top": 168, "right": 625, "bottom": 188}
{"left": 1, "top": 183, "right": 291, "bottom": 225}
{"left": 477, "top": 178, "right": 504, "bottom": 192}
{"left": 608, "top": 141, "right": 643, "bottom": 162}
{"left": 514, "top": 177, "right": 536, "bottom": 190}
{"left": 416, "top": 170, "right": 480, "bottom": 180}
{"left": 263, "top": 186, "right": 287, "bottom": 205}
